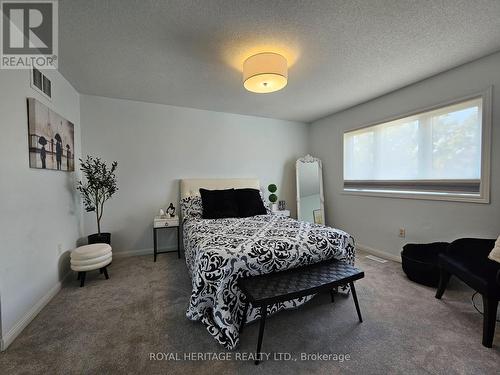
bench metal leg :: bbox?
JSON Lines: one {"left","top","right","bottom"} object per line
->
{"left": 255, "top": 304, "right": 267, "bottom": 365}
{"left": 240, "top": 301, "right": 249, "bottom": 334}
{"left": 349, "top": 282, "right": 363, "bottom": 322}
{"left": 330, "top": 289, "right": 335, "bottom": 303}
{"left": 153, "top": 228, "right": 158, "bottom": 262}
{"left": 177, "top": 226, "right": 181, "bottom": 259}
{"left": 102, "top": 267, "right": 109, "bottom": 280}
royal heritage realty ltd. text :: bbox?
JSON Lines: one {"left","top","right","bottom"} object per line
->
{"left": 149, "top": 352, "right": 351, "bottom": 362}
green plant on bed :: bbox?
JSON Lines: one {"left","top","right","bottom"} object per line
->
{"left": 268, "top": 183, "right": 278, "bottom": 204}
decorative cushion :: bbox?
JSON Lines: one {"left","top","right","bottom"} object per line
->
{"left": 258, "top": 190, "right": 272, "bottom": 214}
{"left": 71, "top": 243, "right": 112, "bottom": 260}
{"left": 180, "top": 196, "right": 203, "bottom": 219}
{"left": 181, "top": 191, "right": 271, "bottom": 220}
{"left": 235, "top": 188, "right": 267, "bottom": 217}
{"left": 488, "top": 236, "right": 500, "bottom": 264}
{"left": 199, "top": 188, "right": 239, "bottom": 219}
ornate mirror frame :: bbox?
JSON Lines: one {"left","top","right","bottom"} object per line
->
{"left": 296, "top": 154, "right": 325, "bottom": 224}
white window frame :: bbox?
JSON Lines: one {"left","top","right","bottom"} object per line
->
{"left": 342, "top": 87, "right": 492, "bottom": 204}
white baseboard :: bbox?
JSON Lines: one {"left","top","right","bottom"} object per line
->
{"left": 0, "top": 244, "right": 177, "bottom": 351}
{"left": 111, "top": 246, "right": 178, "bottom": 258}
{"left": 356, "top": 243, "right": 402, "bottom": 263}
{"left": 112, "top": 248, "right": 152, "bottom": 258}
{"left": 0, "top": 270, "right": 71, "bottom": 351}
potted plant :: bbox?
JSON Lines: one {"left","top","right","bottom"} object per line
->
{"left": 268, "top": 184, "right": 278, "bottom": 211}
{"left": 77, "top": 156, "right": 118, "bottom": 245}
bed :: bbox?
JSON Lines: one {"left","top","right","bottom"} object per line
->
{"left": 180, "top": 178, "right": 355, "bottom": 349}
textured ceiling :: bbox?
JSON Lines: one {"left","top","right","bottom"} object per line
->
{"left": 59, "top": 0, "right": 500, "bottom": 122}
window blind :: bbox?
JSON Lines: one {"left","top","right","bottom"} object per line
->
{"left": 343, "top": 97, "right": 483, "bottom": 196}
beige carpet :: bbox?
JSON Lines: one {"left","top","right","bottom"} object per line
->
{"left": 0, "top": 250, "right": 498, "bottom": 374}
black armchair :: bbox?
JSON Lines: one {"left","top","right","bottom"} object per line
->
{"left": 435, "top": 238, "right": 499, "bottom": 348}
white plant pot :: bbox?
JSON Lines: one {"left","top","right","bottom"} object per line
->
{"left": 271, "top": 203, "right": 278, "bottom": 211}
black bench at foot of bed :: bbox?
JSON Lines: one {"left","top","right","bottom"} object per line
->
{"left": 238, "top": 259, "right": 365, "bottom": 365}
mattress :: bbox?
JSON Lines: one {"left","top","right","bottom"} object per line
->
{"left": 181, "top": 196, "right": 355, "bottom": 349}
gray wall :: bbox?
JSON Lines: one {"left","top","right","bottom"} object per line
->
{"left": 309, "top": 52, "right": 500, "bottom": 259}
{"left": 80, "top": 95, "right": 308, "bottom": 254}
{"left": 0, "top": 69, "right": 82, "bottom": 343}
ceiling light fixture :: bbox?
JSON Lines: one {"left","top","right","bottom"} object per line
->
{"left": 243, "top": 52, "right": 288, "bottom": 93}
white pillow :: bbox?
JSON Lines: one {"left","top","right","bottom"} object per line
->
{"left": 488, "top": 236, "right": 500, "bottom": 264}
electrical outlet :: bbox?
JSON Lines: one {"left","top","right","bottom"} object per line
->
{"left": 57, "top": 243, "right": 63, "bottom": 255}
{"left": 398, "top": 228, "right": 406, "bottom": 238}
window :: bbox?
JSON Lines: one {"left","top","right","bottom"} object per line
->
{"left": 343, "top": 91, "right": 491, "bottom": 203}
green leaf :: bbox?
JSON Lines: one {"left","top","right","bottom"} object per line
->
{"left": 77, "top": 155, "right": 118, "bottom": 233}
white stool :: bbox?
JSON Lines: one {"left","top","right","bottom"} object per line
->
{"left": 71, "top": 243, "right": 112, "bottom": 287}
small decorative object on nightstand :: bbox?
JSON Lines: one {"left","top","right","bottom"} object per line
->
{"left": 166, "top": 202, "right": 176, "bottom": 217}
{"left": 268, "top": 184, "right": 278, "bottom": 211}
{"left": 153, "top": 215, "right": 180, "bottom": 261}
{"left": 278, "top": 200, "right": 286, "bottom": 210}
{"left": 272, "top": 209, "right": 290, "bottom": 217}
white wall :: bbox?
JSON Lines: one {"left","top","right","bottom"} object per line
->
{"left": 309, "top": 52, "right": 500, "bottom": 259}
{"left": 0, "top": 69, "right": 82, "bottom": 348}
{"left": 80, "top": 95, "right": 308, "bottom": 254}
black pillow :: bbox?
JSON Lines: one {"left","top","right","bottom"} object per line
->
{"left": 199, "top": 188, "right": 239, "bottom": 219}
{"left": 235, "top": 188, "right": 267, "bottom": 217}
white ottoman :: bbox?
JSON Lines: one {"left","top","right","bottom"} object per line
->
{"left": 71, "top": 244, "right": 112, "bottom": 287}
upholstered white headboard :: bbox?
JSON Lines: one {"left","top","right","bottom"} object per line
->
{"left": 180, "top": 178, "right": 260, "bottom": 199}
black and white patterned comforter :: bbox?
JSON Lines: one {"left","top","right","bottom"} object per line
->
{"left": 181, "top": 197, "right": 355, "bottom": 350}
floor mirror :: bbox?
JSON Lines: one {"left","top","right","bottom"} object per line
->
{"left": 296, "top": 155, "right": 325, "bottom": 224}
